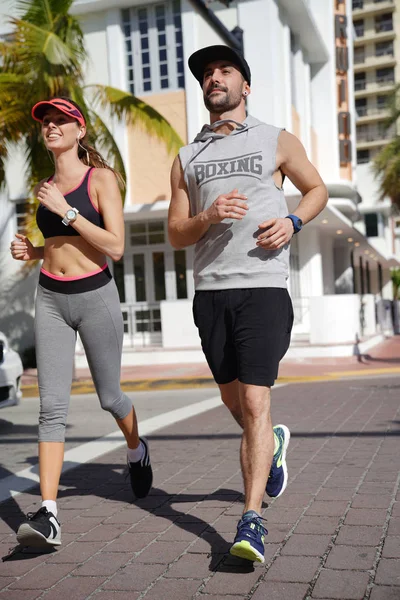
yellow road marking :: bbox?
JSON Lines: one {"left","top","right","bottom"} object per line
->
{"left": 20, "top": 367, "right": 400, "bottom": 398}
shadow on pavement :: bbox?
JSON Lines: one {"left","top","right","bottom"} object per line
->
{"left": 1, "top": 454, "right": 266, "bottom": 573}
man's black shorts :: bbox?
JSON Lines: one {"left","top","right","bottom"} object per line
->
{"left": 193, "top": 288, "right": 294, "bottom": 387}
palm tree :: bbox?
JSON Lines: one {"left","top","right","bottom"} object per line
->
{"left": 0, "top": 0, "right": 183, "bottom": 213}
{"left": 373, "top": 85, "right": 400, "bottom": 209}
{"left": 392, "top": 267, "right": 400, "bottom": 300}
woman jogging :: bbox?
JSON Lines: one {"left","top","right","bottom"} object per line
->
{"left": 10, "top": 97, "right": 152, "bottom": 548}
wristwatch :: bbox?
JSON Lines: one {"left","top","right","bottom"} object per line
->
{"left": 285, "top": 214, "right": 303, "bottom": 234}
{"left": 62, "top": 207, "right": 79, "bottom": 226}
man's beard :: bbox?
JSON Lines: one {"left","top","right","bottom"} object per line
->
{"left": 204, "top": 85, "right": 242, "bottom": 113}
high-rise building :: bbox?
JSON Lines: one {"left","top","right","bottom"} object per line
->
{"left": 352, "top": 0, "right": 400, "bottom": 257}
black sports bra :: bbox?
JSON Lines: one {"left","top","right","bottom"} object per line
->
{"left": 36, "top": 167, "right": 105, "bottom": 238}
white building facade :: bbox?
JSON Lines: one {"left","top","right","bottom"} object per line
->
{"left": 0, "top": 0, "right": 399, "bottom": 363}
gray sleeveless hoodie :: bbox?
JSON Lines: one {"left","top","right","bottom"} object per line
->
{"left": 179, "top": 115, "right": 289, "bottom": 290}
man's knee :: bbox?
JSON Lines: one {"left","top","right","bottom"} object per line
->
{"left": 240, "top": 385, "right": 271, "bottom": 420}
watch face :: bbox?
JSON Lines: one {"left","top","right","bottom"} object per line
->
{"left": 66, "top": 209, "right": 76, "bottom": 219}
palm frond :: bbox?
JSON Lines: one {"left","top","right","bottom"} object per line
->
{"left": 24, "top": 127, "right": 54, "bottom": 189}
{"left": 0, "top": 144, "right": 7, "bottom": 189}
{"left": 16, "top": 0, "right": 76, "bottom": 24}
{"left": 89, "top": 109, "right": 127, "bottom": 191}
{"left": 379, "top": 84, "right": 400, "bottom": 130}
{"left": 88, "top": 84, "right": 184, "bottom": 155}
{"left": 373, "top": 136, "right": 400, "bottom": 207}
{"left": 10, "top": 17, "right": 79, "bottom": 66}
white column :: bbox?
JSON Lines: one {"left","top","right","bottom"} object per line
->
{"left": 238, "top": 0, "right": 285, "bottom": 126}
{"left": 181, "top": 0, "right": 208, "bottom": 142}
{"left": 105, "top": 9, "right": 131, "bottom": 204}
{"left": 303, "top": 61, "right": 312, "bottom": 157}
{"left": 298, "top": 227, "right": 324, "bottom": 297}
{"left": 282, "top": 22, "right": 293, "bottom": 132}
{"left": 320, "top": 234, "right": 335, "bottom": 295}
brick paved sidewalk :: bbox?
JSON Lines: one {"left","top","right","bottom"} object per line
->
{"left": 1, "top": 377, "right": 399, "bottom": 599}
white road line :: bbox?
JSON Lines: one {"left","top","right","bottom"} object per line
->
{"left": 0, "top": 395, "right": 222, "bottom": 504}
{"left": 0, "top": 384, "right": 286, "bottom": 505}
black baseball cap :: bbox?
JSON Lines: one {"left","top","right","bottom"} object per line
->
{"left": 188, "top": 45, "right": 251, "bottom": 87}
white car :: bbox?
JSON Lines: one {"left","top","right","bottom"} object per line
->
{"left": 0, "top": 332, "right": 23, "bottom": 408}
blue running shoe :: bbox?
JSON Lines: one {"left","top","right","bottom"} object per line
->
{"left": 266, "top": 424, "right": 290, "bottom": 498}
{"left": 229, "top": 510, "right": 267, "bottom": 563}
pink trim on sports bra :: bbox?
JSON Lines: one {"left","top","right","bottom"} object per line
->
{"left": 40, "top": 263, "right": 108, "bottom": 281}
{"left": 47, "top": 168, "right": 91, "bottom": 197}
{"left": 87, "top": 168, "right": 100, "bottom": 214}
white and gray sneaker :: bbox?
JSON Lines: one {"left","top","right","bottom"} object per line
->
{"left": 17, "top": 507, "right": 61, "bottom": 548}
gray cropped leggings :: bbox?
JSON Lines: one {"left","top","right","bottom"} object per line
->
{"left": 35, "top": 279, "right": 133, "bottom": 442}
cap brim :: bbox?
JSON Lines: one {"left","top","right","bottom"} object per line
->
{"left": 31, "top": 100, "right": 86, "bottom": 126}
{"left": 31, "top": 102, "right": 55, "bottom": 122}
{"left": 188, "top": 45, "right": 250, "bottom": 86}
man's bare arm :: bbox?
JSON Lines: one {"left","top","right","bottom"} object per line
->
{"left": 278, "top": 130, "right": 328, "bottom": 224}
{"left": 257, "top": 131, "right": 328, "bottom": 249}
{"left": 168, "top": 155, "right": 248, "bottom": 249}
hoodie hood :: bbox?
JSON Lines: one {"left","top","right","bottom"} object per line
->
{"left": 193, "top": 115, "right": 264, "bottom": 142}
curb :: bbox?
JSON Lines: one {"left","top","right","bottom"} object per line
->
{"left": 20, "top": 367, "right": 400, "bottom": 397}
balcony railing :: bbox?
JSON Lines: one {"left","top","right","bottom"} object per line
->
{"left": 354, "top": 52, "right": 366, "bottom": 64}
{"left": 355, "top": 76, "right": 395, "bottom": 91}
{"left": 356, "top": 106, "right": 388, "bottom": 117}
{"left": 353, "top": 0, "right": 394, "bottom": 12}
{"left": 375, "top": 21, "right": 394, "bottom": 33}
{"left": 355, "top": 25, "right": 365, "bottom": 36}
{"left": 376, "top": 75, "right": 395, "bottom": 86}
{"left": 357, "top": 127, "right": 394, "bottom": 142}
{"left": 375, "top": 46, "right": 394, "bottom": 57}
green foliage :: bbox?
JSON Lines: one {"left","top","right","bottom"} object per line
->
{"left": 373, "top": 85, "right": 400, "bottom": 209}
{"left": 373, "top": 136, "right": 400, "bottom": 206}
{"left": 0, "top": 0, "right": 184, "bottom": 208}
{"left": 391, "top": 267, "right": 400, "bottom": 300}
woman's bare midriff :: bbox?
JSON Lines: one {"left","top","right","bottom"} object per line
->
{"left": 42, "top": 236, "right": 107, "bottom": 277}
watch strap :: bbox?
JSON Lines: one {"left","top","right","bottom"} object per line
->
{"left": 286, "top": 214, "right": 302, "bottom": 234}
{"left": 62, "top": 207, "right": 79, "bottom": 226}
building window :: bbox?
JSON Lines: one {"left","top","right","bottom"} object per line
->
{"left": 172, "top": 0, "right": 184, "bottom": 88}
{"left": 365, "top": 213, "right": 379, "bottom": 237}
{"left": 357, "top": 149, "right": 370, "bottom": 164}
{"left": 152, "top": 251, "right": 166, "bottom": 300}
{"left": 375, "top": 40, "right": 394, "bottom": 57}
{"left": 356, "top": 97, "right": 367, "bottom": 117}
{"left": 354, "top": 46, "right": 365, "bottom": 65}
{"left": 375, "top": 14, "right": 393, "bottom": 33}
{"left": 376, "top": 66, "right": 395, "bottom": 86}
{"left": 354, "top": 72, "right": 366, "bottom": 91}
{"left": 114, "top": 259, "right": 126, "bottom": 303}
{"left": 130, "top": 221, "right": 165, "bottom": 246}
{"left": 377, "top": 95, "right": 389, "bottom": 110}
{"left": 174, "top": 250, "right": 188, "bottom": 299}
{"left": 353, "top": 20, "right": 364, "bottom": 37}
{"left": 122, "top": 0, "right": 185, "bottom": 95}
{"left": 352, "top": 0, "right": 363, "bottom": 8}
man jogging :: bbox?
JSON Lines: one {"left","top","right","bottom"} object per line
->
{"left": 168, "top": 45, "right": 328, "bottom": 563}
